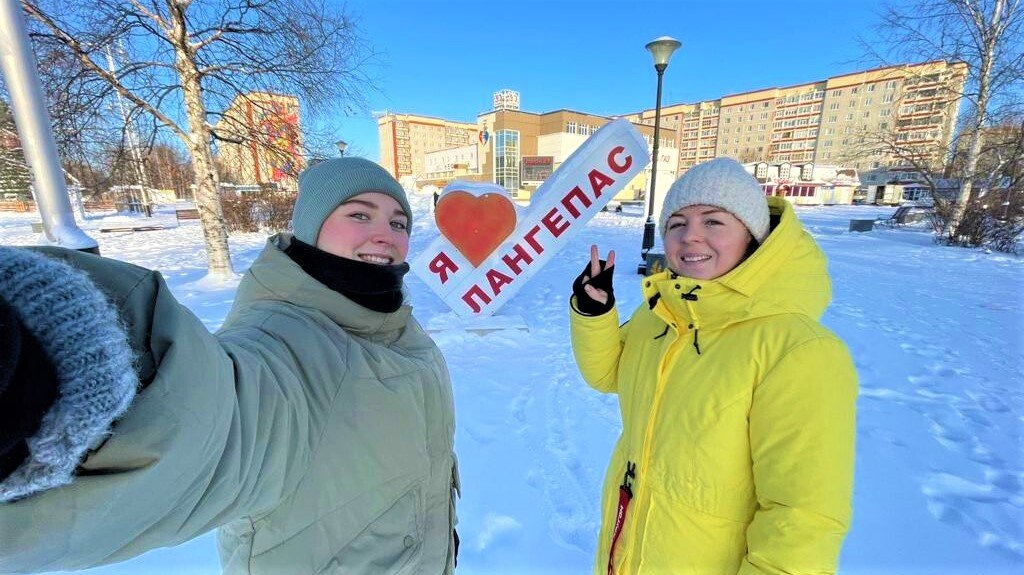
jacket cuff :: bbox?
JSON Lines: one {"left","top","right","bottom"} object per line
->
{"left": 569, "top": 295, "right": 615, "bottom": 317}
{"left": 0, "top": 247, "right": 138, "bottom": 502}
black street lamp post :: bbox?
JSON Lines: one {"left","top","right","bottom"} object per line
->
{"left": 335, "top": 140, "right": 348, "bottom": 157}
{"left": 638, "top": 36, "right": 681, "bottom": 274}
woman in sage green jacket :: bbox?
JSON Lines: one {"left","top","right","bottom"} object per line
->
{"left": 0, "top": 158, "right": 459, "bottom": 574}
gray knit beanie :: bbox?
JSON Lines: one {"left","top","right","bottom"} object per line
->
{"left": 292, "top": 157, "right": 413, "bottom": 245}
{"left": 659, "top": 157, "right": 770, "bottom": 242}
{"left": 0, "top": 247, "right": 137, "bottom": 502}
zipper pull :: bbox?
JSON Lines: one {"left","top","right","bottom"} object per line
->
{"left": 607, "top": 461, "right": 637, "bottom": 575}
{"left": 621, "top": 461, "right": 636, "bottom": 497}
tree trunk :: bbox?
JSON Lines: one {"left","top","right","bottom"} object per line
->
{"left": 952, "top": 0, "right": 1004, "bottom": 237}
{"left": 168, "top": 1, "right": 234, "bottom": 277}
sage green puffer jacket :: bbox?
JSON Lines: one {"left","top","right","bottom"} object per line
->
{"left": 0, "top": 234, "right": 458, "bottom": 575}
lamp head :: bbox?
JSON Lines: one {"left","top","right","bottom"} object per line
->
{"left": 646, "top": 36, "right": 682, "bottom": 68}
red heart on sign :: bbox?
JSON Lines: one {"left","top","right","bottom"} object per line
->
{"left": 435, "top": 191, "right": 517, "bottom": 267}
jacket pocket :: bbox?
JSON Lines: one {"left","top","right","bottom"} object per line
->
{"left": 315, "top": 480, "right": 424, "bottom": 574}
{"left": 641, "top": 487, "right": 747, "bottom": 574}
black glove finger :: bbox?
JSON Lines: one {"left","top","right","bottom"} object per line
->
{"left": 572, "top": 259, "right": 615, "bottom": 316}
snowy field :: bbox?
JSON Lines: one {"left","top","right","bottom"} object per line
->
{"left": 1, "top": 195, "right": 1021, "bottom": 575}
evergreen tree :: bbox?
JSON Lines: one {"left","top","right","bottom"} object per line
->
{"left": 0, "top": 101, "right": 31, "bottom": 200}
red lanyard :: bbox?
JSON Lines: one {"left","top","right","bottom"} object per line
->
{"left": 607, "top": 461, "right": 636, "bottom": 575}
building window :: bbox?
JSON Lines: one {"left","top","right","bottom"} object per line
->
{"left": 494, "top": 129, "right": 520, "bottom": 192}
{"left": 883, "top": 94, "right": 894, "bottom": 103}
{"left": 851, "top": 87, "right": 859, "bottom": 94}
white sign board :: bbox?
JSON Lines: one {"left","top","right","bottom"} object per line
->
{"left": 411, "top": 118, "right": 649, "bottom": 317}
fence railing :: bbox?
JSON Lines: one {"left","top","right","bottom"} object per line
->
{"left": 0, "top": 200, "right": 118, "bottom": 212}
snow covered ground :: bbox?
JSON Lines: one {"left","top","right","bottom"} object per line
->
{"left": 2, "top": 195, "right": 1021, "bottom": 575}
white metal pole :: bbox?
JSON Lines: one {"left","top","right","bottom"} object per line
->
{"left": 0, "top": 0, "right": 97, "bottom": 250}
{"left": 106, "top": 44, "right": 153, "bottom": 216}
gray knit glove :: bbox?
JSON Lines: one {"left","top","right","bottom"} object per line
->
{"left": 0, "top": 246, "right": 138, "bottom": 502}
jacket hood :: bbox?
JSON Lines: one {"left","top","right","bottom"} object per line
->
{"left": 226, "top": 234, "right": 413, "bottom": 344}
{"left": 642, "top": 196, "right": 831, "bottom": 331}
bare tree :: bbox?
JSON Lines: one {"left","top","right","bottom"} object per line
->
{"left": 843, "top": 125, "right": 950, "bottom": 200}
{"left": 736, "top": 148, "right": 764, "bottom": 164}
{"left": 864, "top": 0, "right": 1024, "bottom": 238}
{"left": 22, "top": 0, "right": 376, "bottom": 277}
{"left": 953, "top": 116, "right": 1024, "bottom": 194}
{"left": 144, "top": 143, "right": 193, "bottom": 199}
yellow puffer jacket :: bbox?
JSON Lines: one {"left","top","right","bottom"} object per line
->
{"left": 570, "top": 197, "right": 857, "bottom": 575}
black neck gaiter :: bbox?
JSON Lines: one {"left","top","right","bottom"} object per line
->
{"left": 285, "top": 238, "right": 409, "bottom": 313}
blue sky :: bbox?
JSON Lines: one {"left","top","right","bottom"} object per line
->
{"left": 314, "top": 0, "right": 895, "bottom": 160}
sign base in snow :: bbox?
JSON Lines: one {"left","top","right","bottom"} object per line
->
{"left": 424, "top": 311, "right": 529, "bottom": 336}
{"left": 411, "top": 118, "right": 650, "bottom": 318}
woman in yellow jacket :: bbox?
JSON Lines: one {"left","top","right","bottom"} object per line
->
{"left": 570, "top": 157, "right": 857, "bottom": 575}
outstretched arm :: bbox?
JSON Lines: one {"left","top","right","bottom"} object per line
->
{"left": 0, "top": 247, "right": 315, "bottom": 572}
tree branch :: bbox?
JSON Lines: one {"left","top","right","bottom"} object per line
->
{"left": 22, "top": 1, "right": 189, "bottom": 142}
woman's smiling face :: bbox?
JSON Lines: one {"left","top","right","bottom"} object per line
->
{"left": 663, "top": 204, "right": 753, "bottom": 280}
{"left": 315, "top": 192, "right": 410, "bottom": 264}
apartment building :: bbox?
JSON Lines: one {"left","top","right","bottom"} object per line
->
{"left": 628, "top": 60, "right": 967, "bottom": 174}
{"left": 377, "top": 62, "right": 963, "bottom": 206}
{"left": 214, "top": 92, "right": 305, "bottom": 191}
{"left": 376, "top": 113, "right": 480, "bottom": 180}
